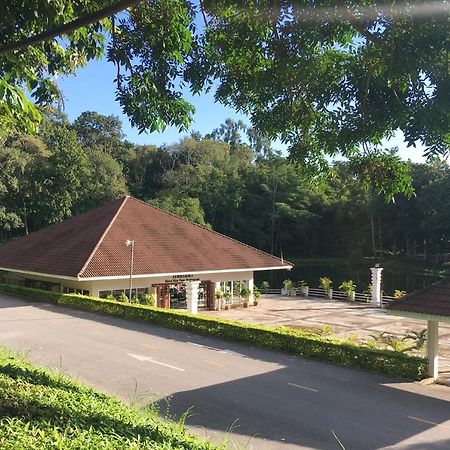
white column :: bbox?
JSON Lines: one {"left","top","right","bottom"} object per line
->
{"left": 214, "top": 282, "right": 221, "bottom": 310}
{"left": 186, "top": 281, "right": 200, "bottom": 314}
{"left": 427, "top": 320, "right": 439, "bottom": 379}
{"left": 247, "top": 277, "right": 254, "bottom": 304}
{"left": 370, "top": 266, "right": 383, "bottom": 307}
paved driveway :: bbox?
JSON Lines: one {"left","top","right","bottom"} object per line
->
{"left": 1, "top": 293, "right": 450, "bottom": 450}
{"left": 203, "top": 295, "right": 450, "bottom": 374}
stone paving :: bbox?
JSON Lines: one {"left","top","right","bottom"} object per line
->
{"left": 202, "top": 294, "right": 450, "bottom": 374}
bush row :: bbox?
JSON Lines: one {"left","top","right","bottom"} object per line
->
{"left": 0, "top": 283, "right": 427, "bottom": 380}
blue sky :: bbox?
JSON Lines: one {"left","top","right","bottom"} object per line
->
{"left": 59, "top": 58, "right": 427, "bottom": 162}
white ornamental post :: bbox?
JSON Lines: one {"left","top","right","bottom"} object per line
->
{"left": 186, "top": 281, "right": 200, "bottom": 314}
{"left": 427, "top": 320, "right": 439, "bottom": 379}
{"left": 370, "top": 266, "right": 383, "bottom": 307}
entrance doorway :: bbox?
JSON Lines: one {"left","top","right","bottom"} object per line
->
{"left": 152, "top": 281, "right": 215, "bottom": 310}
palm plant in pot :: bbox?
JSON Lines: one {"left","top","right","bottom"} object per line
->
{"left": 223, "top": 291, "right": 231, "bottom": 309}
{"left": 240, "top": 287, "right": 251, "bottom": 308}
{"left": 215, "top": 288, "right": 223, "bottom": 310}
{"left": 253, "top": 286, "right": 261, "bottom": 306}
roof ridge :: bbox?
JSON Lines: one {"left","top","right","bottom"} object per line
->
{"left": 77, "top": 196, "right": 129, "bottom": 277}
{"left": 129, "top": 196, "right": 291, "bottom": 266}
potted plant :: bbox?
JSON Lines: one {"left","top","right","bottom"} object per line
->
{"left": 297, "top": 280, "right": 309, "bottom": 296}
{"left": 215, "top": 288, "right": 223, "bottom": 310}
{"left": 339, "top": 280, "right": 356, "bottom": 301}
{"left": 282, "top": 279, "right": 294, "bottom": 296}
{"left": 319, "top": 277, "right": 333, "bottom": 299}
{"left": 223, "top": 291, "right": 231, "bottom": 310}
{"left": 260, "top": 281, "right": 269, "bottom": 294}
{"left": 253, "top": 287, "right": 261, "bottom": 306}
{"left": 240, "top": 287, "right": 251, "bottom": 308}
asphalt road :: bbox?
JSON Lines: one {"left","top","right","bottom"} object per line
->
{"left": 1, "top": 294, "right": 450, "bottom": 450}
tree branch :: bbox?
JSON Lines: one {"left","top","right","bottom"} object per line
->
{"left": 0, "top": 0, "right": 143, "bottom": 55}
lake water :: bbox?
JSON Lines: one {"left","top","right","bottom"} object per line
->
{"left": 255, "top": 260, "right": 442, "bottom": 296}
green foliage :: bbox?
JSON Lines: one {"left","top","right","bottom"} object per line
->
{"left": 339, "top": 281, "right": 357, "bottom": 298}
{"left": 240, "top": 287, "right": 251, "bottom": 302}
{"left": 260, "top": 281, "right": 269, "bottom": 294}
{"left": 139, "top": 293, "right": 156, "bottom": 307}
{"left": 297, "top": 280, "right": 307, "bottom": 288}
{"left": 215, "top": 289, "right": 223, "bottom": 299}
{"left": 369, "top": 332, "right": 410, "bottom": 353}
{"left": 319, "top": 277, "right": 333, "bottom": 294}
{"left": 148, "top": 194, "right": 210, "bottom": 228}
{"left": 117, "top": 292, "right": 129, "bottom": 303}
{"left": 1, "top": 1, "right": 448, "bottom": 160}
{"left": 364, "top": 284, "right": 373, "bottom": 303}
{"left": 403, "top": 329, "right": 427, "bottom": 352}
{"left": 0, "top": 284, "right": 427, "bottom": 380}
{"left": 0, "top": 347, "right": 216, "bottom": 449}
{"left": 394, "top": 289, "right": 407, "bottom": 298}
{"left": 282, "top": 279, "right": 294, "bottom": 295}
{"left": 253, "top": 287, "right": 261, "bottom": 301}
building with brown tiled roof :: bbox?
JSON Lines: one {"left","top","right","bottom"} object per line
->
{"left": 386, "top": 279, "right": 450, "bottom": 380}
{"left": 0, "top": 196, "right": 291, "bottom": 312}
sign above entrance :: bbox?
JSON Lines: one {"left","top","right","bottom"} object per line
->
{"left": 165, "top": 274, "right": 200, "bottom": 283}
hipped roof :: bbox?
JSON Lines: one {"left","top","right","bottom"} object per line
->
{"left": 0, "top": 196, "right": 291, "bottom": 279}
{"left": 386, "top": 278, "right": 450, "bottom": 322}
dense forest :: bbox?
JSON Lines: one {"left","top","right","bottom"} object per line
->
{"left": 1, "top": 111, "right": 449, "bottom": 263}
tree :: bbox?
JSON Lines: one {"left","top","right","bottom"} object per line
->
{"left": 0, "top": 134, "right": 49, "bottom": 237}
{"left": 148, "top": 194, "right": 210, "bottom": 228}
{"left": 73, "top": 111, "right": 124, "bottom": 152}
{"left": 347, "top": 148, "right": 414, "bottom": 258}
{"left": 81, "top": 147, "right": 129, "bottom": 210}
{"left": 1, "top": 1, "right": 448, "bottom": 160}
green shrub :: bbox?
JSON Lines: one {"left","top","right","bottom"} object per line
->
{"left": 319, "top": 277, "right": 332, "bottom": 294}
{"left": 0, "top": 283, "right": 427, "bottom": 380}
{"left": 282, "top": 279, "right": 294, "bottom": 295}
{"left": 0, "top": 347, "right": 216, "bottom": 449}
{"left": 240, "top": 287, "right": 251, "bottom": 303}
{"left": 339, "top": 280, "right": 356, "bottom": 298}
{"left": 139, "top": 293, "right": 156, "bottom": 307}
{"left": 117, "top": 292, "right": 129, "bottom": 303}
{"left": 260, "top": 281, "right": 269, "bottom": 294}
{"left": 394, "top": 289, "right": 407, "bottom": 298}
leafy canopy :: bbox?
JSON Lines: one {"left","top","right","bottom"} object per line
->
{"left": 1, "top": 0, "right": 448, "bottom": 161}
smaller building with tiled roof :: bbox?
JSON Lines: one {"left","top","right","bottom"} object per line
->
{"left": 386, "top": 278, "right": 450, "bottom": 323}
{"left": 386, "top": 278, "right": 450, "bottom": 380}
{"left": 0, "top": 196, "right": 291, "bottom": 312}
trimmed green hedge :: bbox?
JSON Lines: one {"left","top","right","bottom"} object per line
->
{"left": 0, "top": 283, "right": 427, "bottom": 380}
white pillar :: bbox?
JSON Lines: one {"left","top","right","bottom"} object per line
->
{"left": 214, "top": 282, "right": 221, "bottom": 310}
{"left": 242, "top": 278, "right": 255, "bottom": 304}
{"left": 427, "top": 320, "right": 439, "bottom": 379}
{"left": 370, "top": 266, "right": 383, "bottom": 307}
{"left": 186, "top": 281, "right": 200, "bottom": 314}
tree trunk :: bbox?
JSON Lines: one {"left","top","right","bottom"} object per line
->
{"left": 370, "top": 214, "right": 377, "bottom": 260}
{"left": 378, "top": 215, "right": 383, "bottom": 260}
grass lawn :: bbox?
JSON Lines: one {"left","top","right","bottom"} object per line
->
{"left": 0, "top": 348, "right": 217, "bottom": 449}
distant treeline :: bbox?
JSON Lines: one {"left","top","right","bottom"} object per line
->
{"left": 1, "top": 111, "right": 449, "bottom": 260}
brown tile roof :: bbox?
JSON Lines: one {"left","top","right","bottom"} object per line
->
{"left": 0, "top": 197, "right": 291, "bottom": 278}
{"left": 386, "top": 278, "right": 450, "bottom": 319}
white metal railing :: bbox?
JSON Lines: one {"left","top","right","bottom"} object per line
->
{"left": 262, "top": 286, "right": 397, "bottom": 307}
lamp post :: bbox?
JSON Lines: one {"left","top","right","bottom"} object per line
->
{"left": 125, "top": 239, "right": 134, "bottom": 301}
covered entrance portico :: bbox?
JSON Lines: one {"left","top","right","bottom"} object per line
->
{"left": 152, "top": 279, "right": 215, "bottom": 312}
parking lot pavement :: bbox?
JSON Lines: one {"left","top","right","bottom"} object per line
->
{"left": 202, "top": 295, "right": 450, "bottom": 372}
